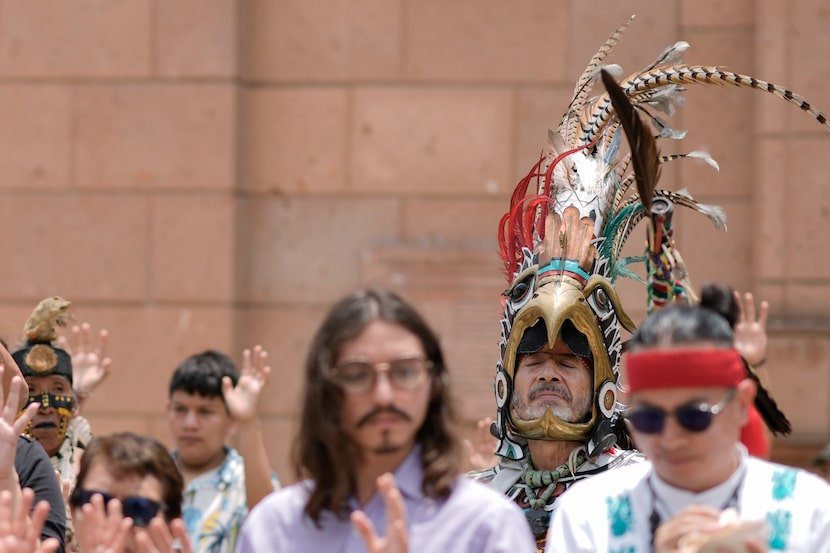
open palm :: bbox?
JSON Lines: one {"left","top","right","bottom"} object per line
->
{"left": 222, "top": 346, "right": 271, "bottom": 422}
{"left": 0, "top": 368, "right": 38, "bottom": 484}
{"left": 733, "top": 291, "right": 768, "bottom": 366}
{"left": 57, "top": 323, "right": 112, "bottom": 397}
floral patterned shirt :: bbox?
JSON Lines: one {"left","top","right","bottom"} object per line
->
{"left": 177, "top": 447, "right": 280, "bottom": 553}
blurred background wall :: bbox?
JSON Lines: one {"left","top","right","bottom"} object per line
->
{"left": 0, "top": 0, "right": 828, "bottom": 482}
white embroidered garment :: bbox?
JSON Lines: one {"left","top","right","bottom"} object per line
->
{"left": 546, "top": 446, "right": 830, "bottom": 552}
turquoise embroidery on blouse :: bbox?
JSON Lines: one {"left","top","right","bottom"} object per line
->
{"left": 766, "top": 510, "right": 791, "bottom": 550}
{"left": 771, "top": 469, "right": 796, "bottom": 501}
{"left": 607, "top": 494, "right": 633, "bottom": 537}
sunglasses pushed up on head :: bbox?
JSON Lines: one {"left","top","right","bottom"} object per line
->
{"left": 623, "top": 388, "right": 736, "bottom": 434}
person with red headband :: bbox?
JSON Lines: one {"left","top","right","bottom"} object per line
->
{"left": 546, "top": 297, "right": 830, "bottom": 552}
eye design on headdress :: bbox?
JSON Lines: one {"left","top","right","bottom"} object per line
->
{"left": 504, "top": 268, "right": 537, "bottom": 312}
{"left": 588, "top": 287, "right": 612, "bottom": 318}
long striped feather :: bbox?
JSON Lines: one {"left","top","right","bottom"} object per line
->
{"left": 580, "top": 65, "right": 830, "bottom": 145}
{"left": 561, "top": 15, "right": 636, "bottom": 145}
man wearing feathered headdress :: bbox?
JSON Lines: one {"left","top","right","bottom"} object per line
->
{"left": 471, "top": 16, "right": 821, "bottom": 551}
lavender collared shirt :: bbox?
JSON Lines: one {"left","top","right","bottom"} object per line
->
{"left": 235, "top": 445, "right": 535, "bottom": 553}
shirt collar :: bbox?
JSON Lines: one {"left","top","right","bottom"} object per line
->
{"left": 215, "top": 447, "right": 241, "bottom": 488}
{"left": 174, "top": 446, "right": 237, "bottom": 490}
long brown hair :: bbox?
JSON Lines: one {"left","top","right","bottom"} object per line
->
{"left": 293, "top": 288, "right": 462, "bottom": 523}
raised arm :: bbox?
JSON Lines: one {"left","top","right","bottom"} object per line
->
{"left": 0, "top": 367, "right": 39, "bottom": 505}
{"left": 732, "top": 291, "right": 769, "bottom": 377}
{"left": 221, "top": 345, "right": 276, "bottom": 510}
{"left": 0, "top": 489, "right": 60, "bottom": 553}
{"left": 463, "top": 417, "right": 499, "bottom": 471}
{"left": 57, "top": 322, "right": 112, "bottom": 407}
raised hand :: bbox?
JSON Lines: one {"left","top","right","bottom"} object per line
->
{"left": 463, "top": 417, "right": 498, "bottom": 471}
{"left": 72, "top": 494, "right": 132, "bottom": 553}
{"left": 733, "top": 291, "right": 769, "bottom": 367}
{"left": 57, "top": 323, "right": 112, "bottom": 399}
{"left": 351, "top": 474, "right": 408, "bottom": 553}
{"left": 0, "top": 366, "right": 39, "bottom": 489}
{"left": 0, "top": 488, "right": 60, "bottom": 553}
{"left": 222, "top": 346, "right": 271, "bottom": 423}
{"left": 134, "top": 518, "right": 194, "bottom": 553}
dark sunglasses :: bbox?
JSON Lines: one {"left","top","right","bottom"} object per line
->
{"left": 73, "top": 489, "right": 165, "bottom": 528}
{"left": 623, "top": 388, "right": 736, "bottom": 434}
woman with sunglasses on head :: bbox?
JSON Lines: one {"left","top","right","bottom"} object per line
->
{"left": 546, "top": 284, "right": 830, "bottom": 553}
{"left": 69, "top": 432, "right": 194, "bottom": 553}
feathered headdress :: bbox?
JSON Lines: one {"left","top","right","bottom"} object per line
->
{"left": 492, "top": 16, "right": 822, "bottom": 459}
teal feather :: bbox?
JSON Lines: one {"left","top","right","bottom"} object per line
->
{"left": 611, "top": 256, "right": 647, "bottom": 284}
{"left": 599, "top": 203, "right": 644, "bottom": 260}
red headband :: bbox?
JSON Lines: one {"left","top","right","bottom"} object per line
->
{"left": 624, "top": 349, "right": 746, "bottom": 392}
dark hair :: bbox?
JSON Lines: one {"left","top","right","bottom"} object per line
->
{"left": 294, "top": 288, "right": 461, "bottom": 523}
{"left": 629, "top": 284, "right": 734, "bottom": 351}
{"left": 168, "top": 350, "right": 238, "bottom": 400}
{"left": 700, "top": 282, "right": 739, "bottom": 329}
{"left": 70, "top": 432, "right": 183, "bottom": 521}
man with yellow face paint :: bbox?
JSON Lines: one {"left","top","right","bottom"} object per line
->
{"left": 12, "top": 296, "right": 85, "bottom": 552}
{"left": 0, "top": 335, "right": 67, "bottom": 553}
{"left": 13, "top": 297, "right": 79, "bottom": 484}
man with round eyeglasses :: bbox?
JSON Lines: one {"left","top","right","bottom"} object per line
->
{"left": 330, "top": 356, "right": 433, "bottom": 396}
{"left": 545, "top": 302, "right": 830, "bottom": 553}
{"left": 236, "top": 288, "right": 536, "bottom": 552}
